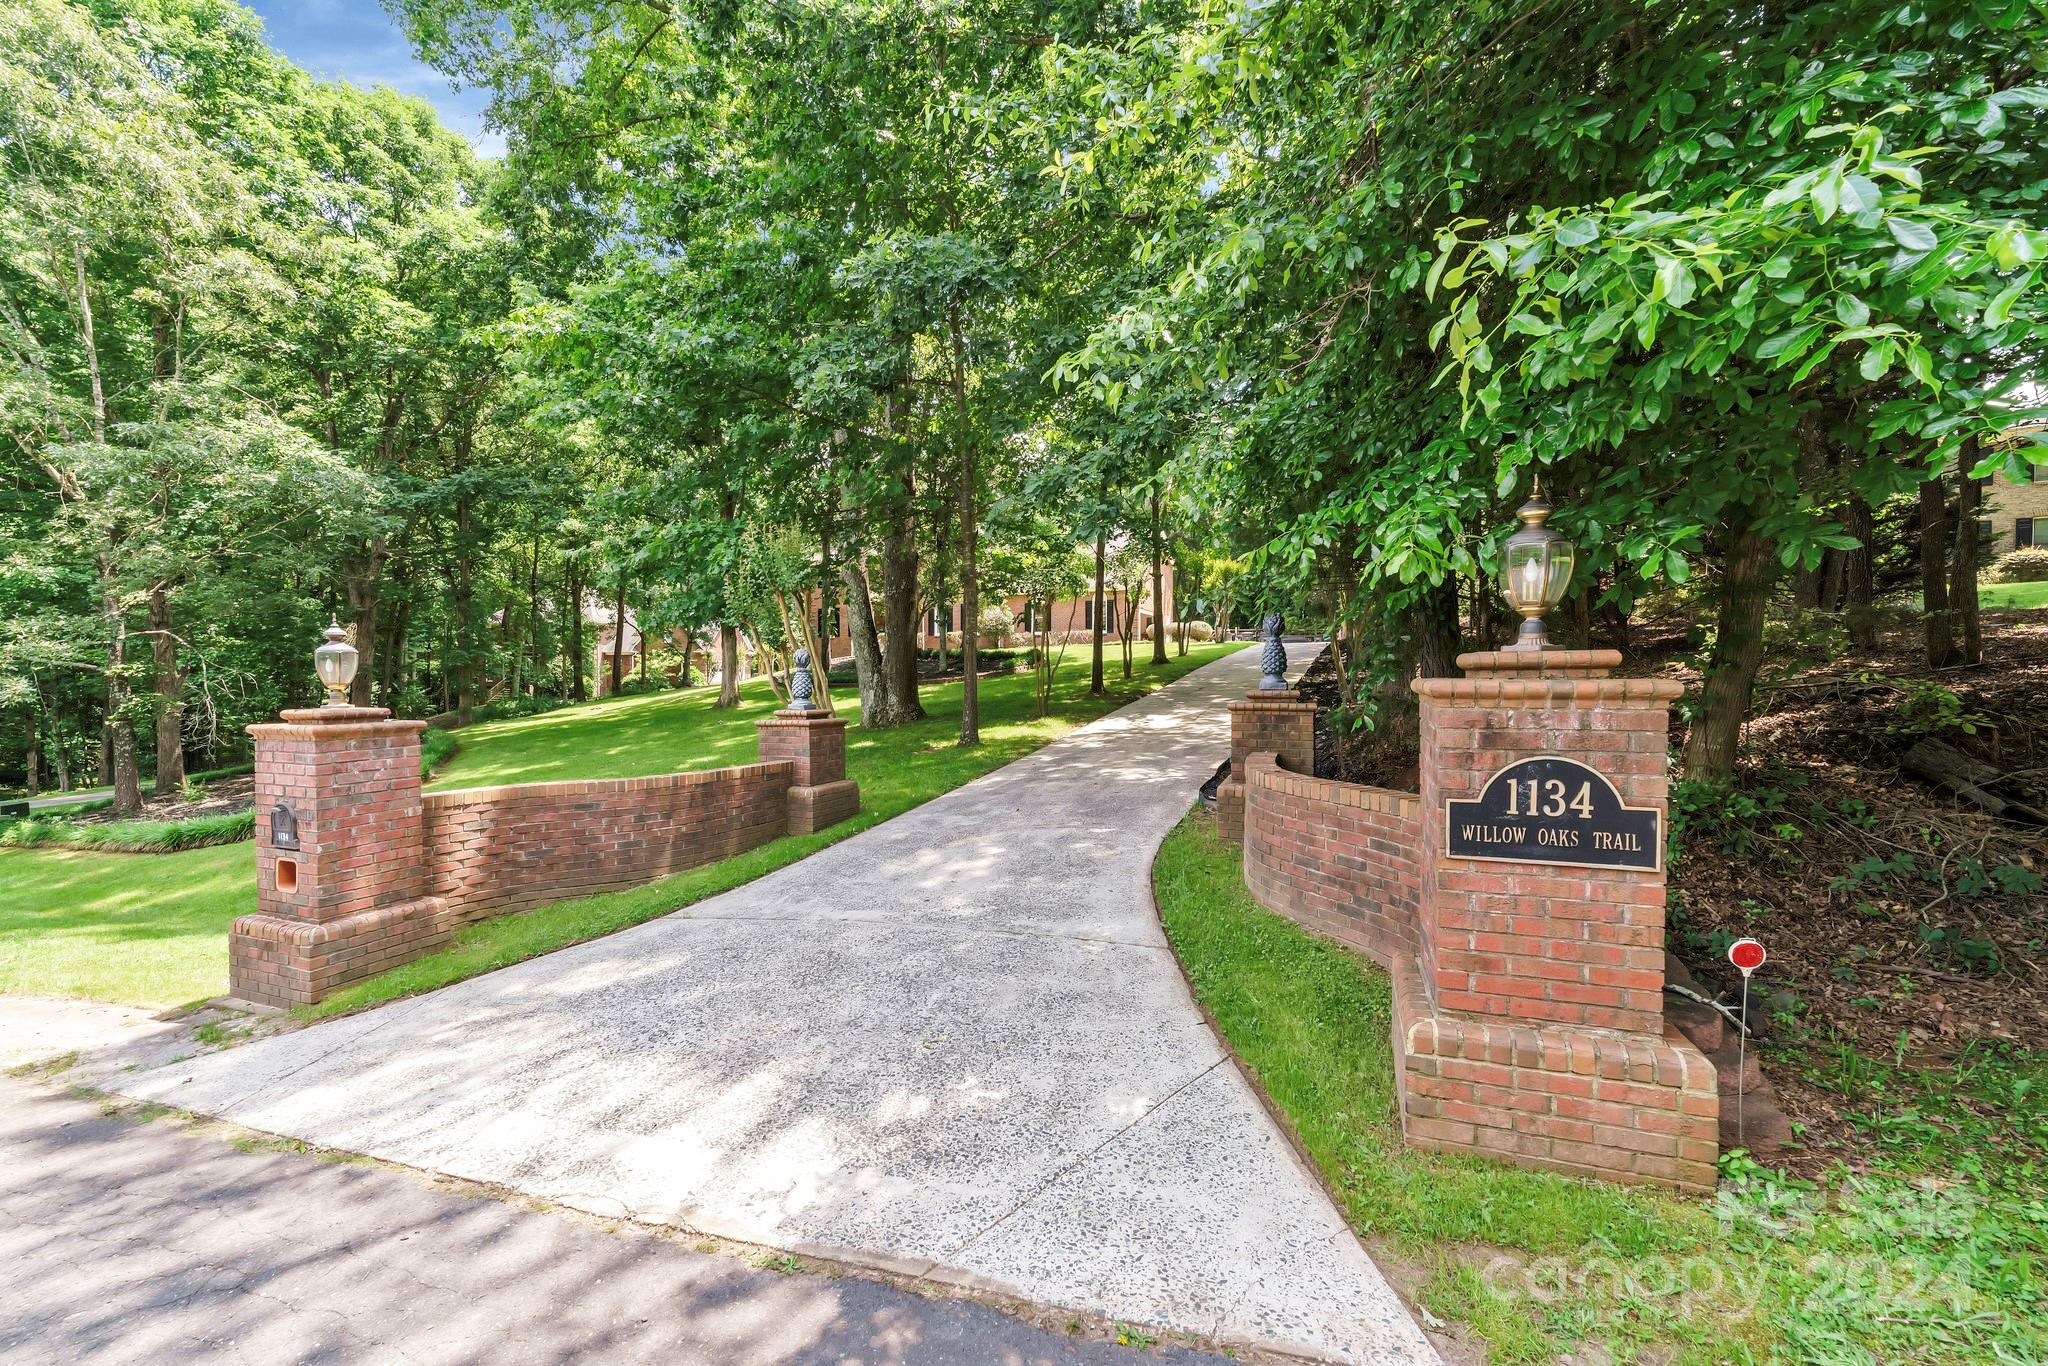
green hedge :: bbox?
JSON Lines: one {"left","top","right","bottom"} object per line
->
{"left": 0, "top": 809, "right": 255, "bottom": 854}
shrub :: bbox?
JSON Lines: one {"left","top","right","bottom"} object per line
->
{"left": 420, "top": 727, "right": 459, "bottom": 778}
{"left": 473, "top": 694, "right": 569, "bottom": 723}
{"left": 1185, "top": 620, "right": 1215, "bottom": 642}
{"left": 1992, "top": 547, "right": 2048, "bottom": 583}
{"left": 0, "top": 809, "right": 255, "bottom": 854}
{"left": 977, "top": 604, "right": 1015, "bottom": 639}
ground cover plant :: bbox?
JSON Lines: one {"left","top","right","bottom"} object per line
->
{"left": 1153, "top": 810, "right": 2048, "bottom": 1364}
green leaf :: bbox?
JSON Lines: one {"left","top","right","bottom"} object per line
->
{"left": 1839, "top": 175, "right": 1881, "bottom": 216}
{"left": 1836, "top": 294, "right": 1869, "bottom": 327}
{"left": 1810, "top": 167, "right": 1842, "bottom": 223}
{"left": 1555, "top": 218, "right": 1600, "bottom": 248}
{"left": 1665, "top": 549, "right": 1690, "bottom": 584}
{"left": 1858, "top": 338, "right": 1896, "bottom": 380}
{"left": 1887, "top": 219, "right": 1938, "bottom": 255}
{"left": 1657, "top": 257, "right": 1696, "bottom": 308}
{"left": 1756, "top": 323, "right": 1820, "bottom": 361}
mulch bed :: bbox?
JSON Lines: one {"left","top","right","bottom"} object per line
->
{"left": 71, "top": 774, "right": 257, "bottom": 825}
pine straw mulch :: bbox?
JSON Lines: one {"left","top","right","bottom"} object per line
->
{"left": 1652, "top": 614, "right": 2048, "bottom": 1176}
{"left": 70, "top": 773, "right": 257, "bottom": 825}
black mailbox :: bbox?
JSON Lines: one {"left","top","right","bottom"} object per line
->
{"left": 270, "top": 802, "right": 301, "bottom": 850}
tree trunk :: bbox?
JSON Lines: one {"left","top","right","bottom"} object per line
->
{"left": 1845, "top": 495, "right": 1877, "bottom": 651}
{"left": 1952, "top": 445, "right": 1983, "bottom": 667}
{"left": 455, "top": 498, "right": 479, "bottom": 725}
{"left": 880, "top": 470, "right": 924, "bottom": 723}
{"left": 345, "top": 537, "right": 387, "bottom": 707}
{"left": 949, "top": 303, "right": 980, "bottom": 747}
{"left": 1414, "top": 578, "right": 1462, "bottom": 679}
{"left": 567, "top": 562, "right": 587, "bottom": 701}
{"left": 25, "top": 687, "right": 41, "bottom": 797}
{"left": 1919, "top": 476, "right": 1956, "bottom": 667}
{"left": 840, "top": 557, "right": 891, "bottom": 726}
{"left": 101, "top": 564, "right": 141, "bottom": 815}
{"left": 525, "top": 539, "right": 542, "bottom": 696}
{"left": 1149, "top": 488, "right": 1168, "bottom": 666}
{"left": 1090, "top": 529, "right": 1106, "bottom": 695}
{"left": 717, "top": 623, "right": 740, "bottom": 708}
{"left": 148, "top": 586, "right": 185, "bottom": 794}
{"left": 612, "top": 574, "right": 630, "bottom": 700}
{"left": 1683, "top": 517, "right": 1777, "bottom": 781}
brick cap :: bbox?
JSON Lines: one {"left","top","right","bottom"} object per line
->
{"left": 248, "top": 717, "right": 430, "bottom": 741}
{"left": 1392, "top": 954, "right": 1711, "bottom": 1092}
{"left": 1244, "top": 750, "right": 1419, "bottom": 813}
{"left": 278, "top": 705, "right": 395, "bottom": 724}
{"left": 1228, "top": 693, "right": 1317, "bottom": 712}
{"left": 231, "top": 896, "right": 452, "bottom": 946}
{"left": 760, "top": 711, "right": 849, "bottom": 727}
{"left": 1412, "top": 675, "right": 1683, "bottom": 704}
{"left": 1456, "top": 648, "right": 1623, "bottom": 678}
{"left": 425, "top": 761, "right": 794, "bottom": 809}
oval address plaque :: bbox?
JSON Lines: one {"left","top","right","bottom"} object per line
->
{"left": 1445, "top": 755, "right": 1662, "bottom": 872}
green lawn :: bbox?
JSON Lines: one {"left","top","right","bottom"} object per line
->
{"left": 316, "top": 643, "right": 1241, "bottom": 1016}
{"left": 0, "top": 842, "right": 253, "bottom": 1010}
{"left": 1152, "top": 809, "right": 2047, "bottom": 1364}
{"left": 1, "top": 644, "right": 1241, "bottom": 1012}
{"left": 1981, "top": 579, "right": 2048, "bottom": 609}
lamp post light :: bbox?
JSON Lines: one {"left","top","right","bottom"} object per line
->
{"left": 1498, "top": 495, "right": 1577, "bottom": 651}
{"left": 314, "top": 618, "right": 359, "bottom": 707}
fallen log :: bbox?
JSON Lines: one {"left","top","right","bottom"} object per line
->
{"left": 1901, "top": 737, "right": 2048, "bottom": 825}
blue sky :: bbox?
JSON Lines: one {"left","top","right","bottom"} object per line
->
{"left": 242, "top": 0, "right": 504, "bottom": 156}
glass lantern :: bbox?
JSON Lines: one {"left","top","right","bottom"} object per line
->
{"left": 1497, "top": 497, "right": 1576, "bottom": 651}
{"left": 314, "top": 618, "right": 359, "bottom": 706}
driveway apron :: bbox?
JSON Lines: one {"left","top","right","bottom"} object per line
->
{"left": 118, "top": 644, "right": 1437, "bottom": 1364}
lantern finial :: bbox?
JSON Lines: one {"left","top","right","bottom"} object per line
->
{"left": 1498, "top": 495, "right": 1576, "bottom": 651}
{"left": 314, "top": 617, "right": 359, "bottom": 706}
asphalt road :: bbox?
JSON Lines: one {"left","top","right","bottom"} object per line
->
{"left": 0, "top": 1075, "right": 1227, "bottom": 1365}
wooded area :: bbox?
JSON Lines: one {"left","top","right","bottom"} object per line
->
{"left": 3, "top": 0, "right": 2044, "bottom": 814}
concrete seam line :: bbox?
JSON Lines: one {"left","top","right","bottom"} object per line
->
{"left": 938, "top": 1055, "right": 1232, "bottom": 1262}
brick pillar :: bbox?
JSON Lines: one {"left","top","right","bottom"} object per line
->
{"left": 1415, "top": 650, "right": 1673, "bottom": 1033}
{"left": 755, "top": 711, "right": 859, "bottom": 835}
{"left": 1218, "top": 690, "right": 1316, "bottom": 842}
{"left": 1391, "top": 649, "right": 1718, "bottom": 1192}
{"left": 231, "top": 707, "right": 452, "bottom": 1009}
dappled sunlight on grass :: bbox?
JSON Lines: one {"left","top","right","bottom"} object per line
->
{"left": 4, "top": 646, "right": 1241, "bottom": 1015}
{"left": 0, "top": 843, "right": 252, "bottom": 1008}
{"left": 316, "top": 644, "right": 1244, "bottom": 1015}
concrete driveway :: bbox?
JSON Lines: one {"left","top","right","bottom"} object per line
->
{"left": 117, "top": 645, "right": 1435, "bottom": 1364}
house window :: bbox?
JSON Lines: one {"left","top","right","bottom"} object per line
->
{"left": 2018, "top": 517, "right": 2036, "bottom": 549}
{"left": 816, "top": 605, "right": 839, "bottom": 642}
{"left": 1023, "top": 601, "right": 1038, "bottom": 633}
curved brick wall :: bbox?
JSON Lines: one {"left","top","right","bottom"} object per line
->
{"left": 423, "top": 762, "right": 794, "bottom": 922}
{"left": 1241, "top": 752, "right": 1421, "bottom": 965}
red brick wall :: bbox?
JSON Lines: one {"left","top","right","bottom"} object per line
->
{"left": 1218, "top": 692, "right": 1317, "bottom": 842}
{"left": 422, "top": 763, "right": 794, "bottom": 922}
{"left": 756, "top": 715, "right": 846, "bottom": 787}
{"left": 1414, "top": 666, "right": 1681, "bottom": 1035}
{"left": 1392, "top": 957, "right": 1717, "bottom": 1192}
{"left": 1242, "top": 753, "right": 1420, "bottom": 965}
{"left": 248, "top": 710, "right": 426, "bottom": 924}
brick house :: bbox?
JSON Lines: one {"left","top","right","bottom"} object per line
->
{"left": 1984, "top": 418, "right": 2048, "bottom": 554}
{"left": 803, "top": 562, "right": 1179, "bottom": 665}
{"left": 590, "top": 609, "right": 741, "bottom": 697}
